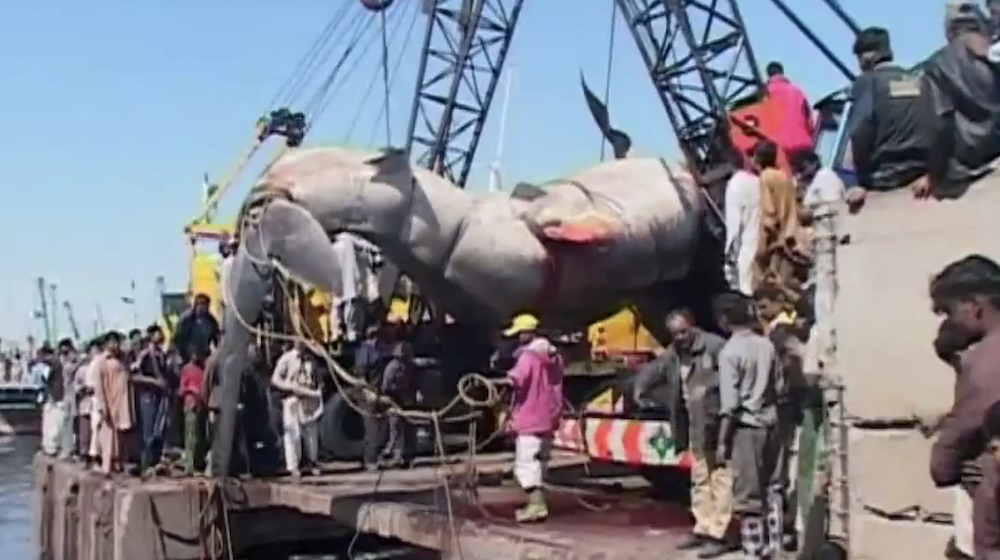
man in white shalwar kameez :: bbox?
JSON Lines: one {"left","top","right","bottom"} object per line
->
{"left": 724, "top": 168, "right": 762, "bottom": 296}
{"left": 271, "top": 342, "right": 324, "bottom": 477}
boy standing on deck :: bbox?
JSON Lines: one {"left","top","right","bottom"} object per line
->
{"left": 715, "top": 293, "right": 787, "bottom": 560}
{"left": 503, "top": 313, "right": 564, "bottom": 523}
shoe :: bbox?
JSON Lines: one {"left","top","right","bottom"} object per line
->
{"left": 514, "top": 489, "right": 548, "bottom": 523}
{"left": 697, "top": 539, "right": 739, "bottom": 559}
{"left": 945, "top": 537, "right": 973, "bottom": 560}
{"left": 782, "top": 531, "right": 799, "bottom": 552}
{"left": 676, "top": 534, "right": 707, "bottom": 550}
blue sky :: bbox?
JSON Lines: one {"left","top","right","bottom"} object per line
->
{"left": 0, "top": 0, "right": 942, "bottom": 344}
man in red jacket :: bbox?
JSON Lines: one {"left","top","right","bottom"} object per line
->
{"left": 764, "top": 61, "right": 815, "bottom": 163}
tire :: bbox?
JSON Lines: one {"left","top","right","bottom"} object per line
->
{"left": 317, "top": 391, "right": 367, "bottom": 461}
{"left": 640, "top": 466, "right": 692, "bottom": 502}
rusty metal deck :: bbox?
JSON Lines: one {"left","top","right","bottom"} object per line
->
{"left": 33, "top": 452, "right": 704, "bottom": 560}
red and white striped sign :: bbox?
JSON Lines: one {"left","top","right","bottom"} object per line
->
{"left": 554, "top": 417, "right": 693, "bottom": 469}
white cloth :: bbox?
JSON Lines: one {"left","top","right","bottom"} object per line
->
{"left": 724, "top": 170, "right": 761, "bottom": 296}
{"left": 802, "top": 168, "right": 846, "bottom": 208}
{"left": 332, "top": 233, "right": 375, "bottom": 342}
{"left": 331, "top": 233, "right": 364, "bottom": 302}
{"left": 954, "top": 486, "right": 974, "bottom": 556}
{"left": 281, "top": 399, "right": 319, "bottom": 474}
{"left": 513, "top": 434, "right": 552, "bottom": 490}
{"left": 87, "top": 358, "right": 103, "bottom": 458}
{"left": 218, "top": 255, "right": 234, "bottom": 321}
{"left": 989, "top": 40, "right": 1000, "bottom": 64}
{"left": 41, "top": 400, "right": 70, "bottom": 458}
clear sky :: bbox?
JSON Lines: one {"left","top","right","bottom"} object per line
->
{"left": 0, "top": 0, "right": 941, "bottom": 344}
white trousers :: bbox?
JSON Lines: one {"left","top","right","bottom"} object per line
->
{"left": 281, "top": 400, "right": 319, "bottom": 474}
{"left": 513, "top": 434, "right": 552, "bottom": 490}
{"left": 41, "top": 400, "right": 71, "bottom": 458}
{"left": 89, "top": 407, "right": 103, "bottom": 458}
{"left": 954, "top": 487, "right": 974, "bottom": 557}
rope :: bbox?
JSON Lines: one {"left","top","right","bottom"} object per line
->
{"left": 599, "top": 0, "right": 618, "bottom": 162}
{"left": 229, "top": 223, "right": 504, "bottom": 427}
{"left": 221, "top": 205, "right": 619, "bottom": 555}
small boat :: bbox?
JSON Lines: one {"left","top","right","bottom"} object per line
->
{"left": 0, "top": 384, "right": 43, "bottom": 436}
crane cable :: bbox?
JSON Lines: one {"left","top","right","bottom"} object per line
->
{"left": 367, "top": 3, "right": 420, "bottom": 146}
{"left": 303, "top": 14, "right": 377, "bottom": 126}
{"left": 599, "top": 0, "right": 618, "bottom": 162}
{"left": 341, "top": 0, "right": 420, "bottom": 143}
{"left": 189, "top": 4, "right": 370, "bottom": 226}
{"left": 268, "top": 0, "right": 358, "bottom": 110}
{"left": 378, "top": 8, "right": 393, "bottom": 145}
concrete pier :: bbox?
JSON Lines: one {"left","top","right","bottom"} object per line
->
{"left": 32, "top": 452, "right": 697, "bottom": 560}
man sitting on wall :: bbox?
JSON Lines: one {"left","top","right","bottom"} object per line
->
{"left": 845, "top": 27, "right": 927, "bottom": 206}
{"left": 916, "top": 0, "right": 1000, "bottom": 199}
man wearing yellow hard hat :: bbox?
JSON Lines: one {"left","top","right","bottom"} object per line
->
{"left": 500, "top": 313, "right": 564, "bottom": 523}
{"left": 503, "top": 313, "right": 540, "bottom": 338}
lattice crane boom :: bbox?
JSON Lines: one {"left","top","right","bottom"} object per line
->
{"left": 614, "top": 0, "right": 763, "bottom": 184}
{"left": 404, "top": 0, "right": 526, "bottom": 187}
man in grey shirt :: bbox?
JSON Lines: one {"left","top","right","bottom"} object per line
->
{"left": 714, "top": 292, "right": 786, "bottom": 560}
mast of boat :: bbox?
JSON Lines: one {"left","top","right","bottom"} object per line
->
{"left": 488, "top": 66, "right": 515, "bottom": 193}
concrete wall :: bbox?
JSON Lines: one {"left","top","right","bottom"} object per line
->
{"left": 834, "top": 175, "right": 1000, "bottom": 559}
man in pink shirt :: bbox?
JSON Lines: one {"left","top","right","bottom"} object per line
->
{"left": 503, "top": 313, "right": 564, "bottom": 523}
{"left": 764, "top": 61, "right": 815, "bottom": 162}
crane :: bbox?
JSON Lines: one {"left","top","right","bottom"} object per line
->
{"left": 34, "top": 277, "right": 51, "bottom": 345}
{"left": 404, "top": 0, "right": 525, "bottom": 186}
{"left": 63, "top": 301, "right": 81, "bottom": 343}
{"left": 405, "top": 0, "right": 861, "bottom": 192}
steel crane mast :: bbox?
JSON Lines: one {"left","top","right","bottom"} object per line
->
{"left": 403, "top": 0, "right": 860, "bottom": 191}
{"left": 404, "top": 0, "right": 525, "bottom": 187}
{"left": 614, "top": 0, "right": 762, "bottom": 184}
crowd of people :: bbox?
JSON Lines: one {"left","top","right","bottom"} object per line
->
{"left": 25, "top": 287, "right": 441, "bottom": 483}
{"left": 28, "top": 295, "right": 222, "bottom": 476}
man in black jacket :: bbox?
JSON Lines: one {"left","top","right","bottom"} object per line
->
{"left": 916, "top": 0, "right": 999, "bottom": 199}
{"left": 172, "top": 294, "right": 221, "bottom": 364}
{"left": 633, "top": 310, "right": 733, "bottom": 558}
{"left": 846, "top": 27, "right": 927, "bottom": 205}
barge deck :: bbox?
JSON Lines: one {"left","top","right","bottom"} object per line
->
{"left": 33, "top": 451, "right": 699, "bottom": 560}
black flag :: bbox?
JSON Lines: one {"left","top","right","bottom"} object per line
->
{"left": 580, "top": 72, "right": 632, "bottom": 160}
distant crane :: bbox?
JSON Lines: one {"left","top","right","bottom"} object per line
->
{"left": 48, "top": 283, "right": 58, "bottom": 342}
{"left": 94, "top": 304, "right": 106, "bottom": 335}
{"left": 63, "top": 301, "right": 81, "bottom": 343}
{"left": 34, "top": 277, "right": 51, "bottom": 345}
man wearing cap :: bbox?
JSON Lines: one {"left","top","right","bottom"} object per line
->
{"left": 915, "top": 0, "right": 1000, "bottom": 199}
{"left": 502, "top": 313, "right": 564, "bottom": 523}
{"left": 846, "top": 26, "right": 927, "bottom": 207}
{"left": 987, "top": 0, "right": 1000, "bottom": 44}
